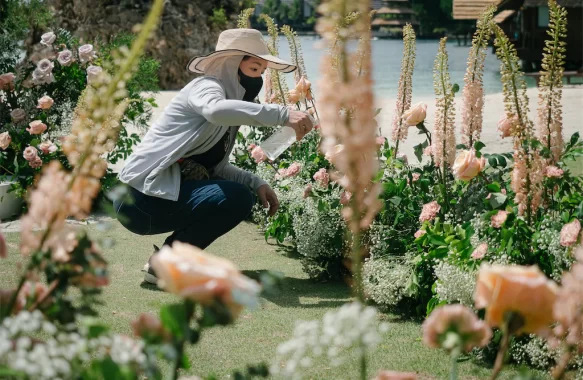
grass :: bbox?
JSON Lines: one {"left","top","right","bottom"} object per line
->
{"left": 1, "top": 220, "right": 545, "bottom": 380}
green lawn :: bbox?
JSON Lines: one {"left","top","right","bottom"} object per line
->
{"left": 1, "top": 221, "right": 546, "bottom": 379}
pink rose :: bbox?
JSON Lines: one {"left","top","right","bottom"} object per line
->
{"left": 303, "top": 184, "right": 313, "bottom": 199}
{"left": 86, "top": 65, "right": 103, "bottom": 84}
{"left": 39, "top": 141, "right": 57, "bottom": 154}
{"left": 414, "top": 229, "right": 426, "bottom": 239}
{"left": 78, "top": 44, "right": 97, "bottom": 63}
{"left": 251, "top": 146, "right": 267, "bottom": 163}
{"left": 376, "top": 136, "right": 386, "bottom": 147}
{"left": 560, "top": 219, "right": 581, "bottom": 247}
{"left": 471, "top": 243, "right": 488, "bottom": 259}
{"left": 247, "top": 143, "right": 257, "bottom": 152}
{"left": 313, "top": 168, "right": 329, "bottom": 188}
{"left": 491, "top": 210, "right": 509, "bottom": 228}
{"left": 412, "top": 173, "right": 421, "bottom": 182}
{"left": 10, "top": 108, "right": 26, "bottom": 122}
{"left": 402, "top": 102, "right": 427, "bottom": 126}
{"left": 0, "top": 132, "right": 11, "bottom": 150}
{"left": 27, "top": 120, "right": 47, "bottom": 135}
{"left": 497, "top": 114, "right": 516, "bottom": 138}
{"left": 37, "top": 95, "right": 54, "bottom": 110}
{"left": 277, "top": 162, "right": 302, "bottom": 178}
{"left": 29, "top": 156, "right": 43, "bottom": 169}
{"left": 340, "top": 190, "right": 352, "bottom": 205}
{"left": 545, "top": 166, "right": 564, "bottom": 178}
{"left": 40, "top": 32, "right": 56, "bottom": 46}
{"left": 23, "top": 146, "right": 39, "bottom": 161}
{"left": 419, "top": 201, "right": 440, "bottom": 223}
{"left": 0, "top": 72, "right": 15, "bottom": 91}
{"left": 453, "top": 149, "right": 486, "bottom": 181}
{"left": 57, "top": 50, "right": 74, "bottom": 66}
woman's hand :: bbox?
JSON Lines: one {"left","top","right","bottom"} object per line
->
{"left": 285, "top": 110, "right": 314, "bottom": 141}
{"left": 257, "top": 184, "right": 279, "bottom": 216}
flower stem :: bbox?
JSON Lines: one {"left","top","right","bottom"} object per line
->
{"left": 28, "top": 279, "right": 59, "bottom": 311}
{"left": 450, "top": 352, "right": 459, "bottom": 380}
{"left": 172, "top": 300, "right": 195, "bottom": 380}
{"left": 360, "top": 346, "right": 367, "bottom": 380}
{"left": 552, "top": 346, "right": 573, "bottom": 380}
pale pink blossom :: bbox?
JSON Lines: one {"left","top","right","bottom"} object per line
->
{"left": 29, "top": 156, "right": 43, "bottom": 169}
{"left": 414, "top": 229, "right": 426, "bottom": 239}
{"left": 86, "top": 65, "right": 103, "bottom": 84}
{"left": 497, "top": 114, "right": 516, "bottom": 138}
{"left": 303, "top": 184, "right": 312, "bottom": 199}
{"left": 461, "top": 81, "right": 485, "bottom": 147}
{"left": 340, "top": 190, "right": 352, "bottom": 205}
{"left": 277, "top": 162, "right": 302, "bottom": 178}
{"left": 471, "top": 243, "right": 488, "bottom": 259}
{"left": 247, "top": 143, "right": 256, "bottom": 152}
{"left": 57, "top": 50, "right": 74, "bottom": 66}
{"left": 27, "top": 120, "right": 47, "bottom": 135}
{"left": 0, "top": 132, "right": 11, "bottom": 150}
{"left": 40, "top": 32, "right": 56, "bottom": 46}
{"left": 419, "top": 201, "right": 440, "bottom": 223}
{"left": 560, "top": 219, "right": 581, "bottom": 247}
{"left": 10, "top": 108, "right": 26, "bottom": 122}
{"left": 313, "top": 168, "right": 329, "bottom": 188}
{"left": 0, "top": 72, "right": 15, "bottom": 91}
{"left": 23, "top": 146, "right": 39, "bottom": 161}
{"left": 375, "top": 136, "right": 386, "bottom": 146}
{"left": 423, "top": 146, "right": 432, "bottom": 156}
{"left": 491, "top": 210, "right": 509, "bottom": 229}
{"left": 402, "top": 102, "right": 427, "bottom": 126}
{"left": 412, "top": 173, "right": 420, "bottom": 182}
{"left": 250, "top": 146, "right": 267, "bottom": 163}
{"left": 37, "top": 95, "right": 54, "bottom": 110}
{"left": 545, "top": 165, "right": 564, "bottom": 178}
{"left": 422, "top": 304, "right": 492, "bottom": 352}
{"left": 39, "top": 141, "right": 57, "bottom": 154}
{"left": 511, "top": 149, "right": 544, "bottom": 217}
{"left": 78, "top": 44, "right": 97, "bottom": 63}
{"left": 453, "top": 149, "right": 486, "bottom": 181}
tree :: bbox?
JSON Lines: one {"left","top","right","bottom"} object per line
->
{"left": 288, "top": 0, "right": 303, "bottom": 25}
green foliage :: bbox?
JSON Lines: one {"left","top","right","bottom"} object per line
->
{"left": 0, "top": 0, "right": 53, "bottom": 40}
{"left": 209, "top": 8, "right": 229, "bottom": 29}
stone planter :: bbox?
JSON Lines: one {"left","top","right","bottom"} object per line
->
{"left": 0, "top": 180, "right": 22, "bottom": 220}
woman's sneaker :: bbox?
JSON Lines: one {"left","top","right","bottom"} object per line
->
{"left": 141, "top": 245, "right": 160, "bottom": 284}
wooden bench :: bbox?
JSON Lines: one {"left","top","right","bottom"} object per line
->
{"left": 525, "top": 70, "right": 583, "bottom": 85}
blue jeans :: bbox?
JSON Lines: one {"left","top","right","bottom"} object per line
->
{"left": 113, "top": 180, "right": 255, "bottom": 249}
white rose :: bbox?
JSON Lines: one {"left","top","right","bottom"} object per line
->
{"left": 40, "top": 32, "right": 56, "bottom": 46}
{"left": 36, "top": 59, "right": 54, "bottom": 76}
{"left": 57, "top": 50, "right": 74, "bottom": 66}
{"left": 78, "top": 44, "right": 97, "bottom": 63}
{"left": 86, "top": 65, "right": 103, "bottom": 84}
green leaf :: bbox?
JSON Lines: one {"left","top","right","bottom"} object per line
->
{"left": 160, "top": 303, "right": 188, "bottom": 339}
{"left": 389, "top": 196, "right": 402, "bottom": 206}
{"left": 452, "top": 83, "right": 460, "bottom": 93}
{"left": 474, "top": 141, "right": 486, "bottom": 152}
{"left": 488, "top": 156, "right": 498, "bottom": 168}
{"left": 414, "top": 143, "right": 424, "bottom": 163}
{"left": 489, "top": 192, "right": 507, "bottom": 209}
{"left": 487, "top": 182, "right": 501, "bottom": 192}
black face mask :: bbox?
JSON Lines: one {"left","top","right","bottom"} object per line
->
{"left": 238, "top": 68, "right": 263, "bottom": 102}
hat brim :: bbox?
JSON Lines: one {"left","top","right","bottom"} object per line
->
{"left": 187, "top": 50, "right": 297, "bottom": 74}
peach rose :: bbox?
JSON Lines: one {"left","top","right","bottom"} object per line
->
{"left": 419, "top": 201, "right": 440, "bottom": 223}
{"left": 453, "top": 149, "right": 486, "bottom": 181}
{"left": 10, "top": 108, "right": 26, "bottom": 122}
{"left": 57, "top": 49, "right": 74, "bottom": 66}
{"left": 39, "top": 141, "right": 57, "bottom": 154}
{"left": 313, "top": 168, "right": 329, "bottom": 188}
{"left": 40, "top": 31, "right": 56, "bottom": 46}
{"left": 0, "top": 132, "right": 11, "bottom": 150}
{"left": 402, "top": 102, "right": 427, "bottom": 126}
{"left": 295, "top": 76, "right": 311, "bottom": 94}
{"left": 474, "top": 264, "right": 559, "bottom": 334}
{"left": 497, "top": 114, "right": 516, "bottom": 138}
{"left": 23, "top": 146, "right": 39, "bottom": 161}
{"left": 0, "top": 72, "right": 15, "bottom": 91}
{"left": 78, "top": 44, "right": 97, "bottom": 63}
{"left": 545, "top": 166, "right": 564, "bottom": 178}
{"left": 560, "top": 219, "right": 581, "bottom": 247}
{"left": 491, "top": 210, "right": 509, "bottom": 229}
{"left": 374, "top": 371, "right": 417, "bottom": 380}
{"left": 251, "top": 146, "right": 267, "bottom": 163}
{"left": 37, "top": 95, "right": 54, "bottom": 110}
{"left": 27, "top": 120, "right": 47, "bottom": 135}
{"left": 422, "top": 304, "right": 492, "bottom": 352}
{"left": 340, "top": 190, "right": 352, "bottom": 205}
{"left": 287, "top": 89, "right": 300, "bottom": 104}
{"left": 471, "top": 243, "right": 488, "bottom": 259}
{"left": 151, "top": 242, "right": 261, "bottom": 320}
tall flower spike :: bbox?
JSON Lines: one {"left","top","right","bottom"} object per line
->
{"left": 432, "top": 37, "right": 456, "bottom": 169}
{"left": 353, "top": 10, "right": 377, "bottom": 79}
{"left": 259, "top": 14, "right": 288, "bottom": 105}
{"left": 316, "top": 0, "right": 381, "bottom": 302}
{"left": 494, "top": 25, "right": 544, "bottom": 221}
{"left": 391, "top": 24, "right": 416, "bottom": 152}
{"left": 461, "top": 6, "right": 495, "bottom": 148}
{"left": 237, "top": 8, "right": 255, "bottom": 29}
{"left": 537, "top": 0, "right": 567, "bottom": 164}
{"left": 282, "top": 25, "right": 307, "bottom": 84}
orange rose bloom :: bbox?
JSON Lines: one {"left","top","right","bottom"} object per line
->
{"left": 474, "top": 264, "right": 559, "bottom": 334}
{"left": 151, "top": 242, "right": 261, "bottom": 319}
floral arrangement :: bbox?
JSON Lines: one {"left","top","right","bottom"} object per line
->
{"left": 0, "top": 29, "right": 157, "bottom": 202}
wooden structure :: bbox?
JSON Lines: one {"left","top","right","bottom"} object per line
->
{"left": 371, "top": 0, "right": 419, "bottom": 36}
{"left": 452, "top": 0, "right": 502, "bottom": 19}
{"left": 494, "top": 0, "right": 583, "bottom": 71}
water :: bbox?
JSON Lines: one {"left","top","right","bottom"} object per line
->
{"left": 271, "top": 36, "right": 530, "bottom": 99}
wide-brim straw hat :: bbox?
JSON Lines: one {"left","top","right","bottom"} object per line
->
{"left": 187, "top": 29, "right": 296, "bottom": 74}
